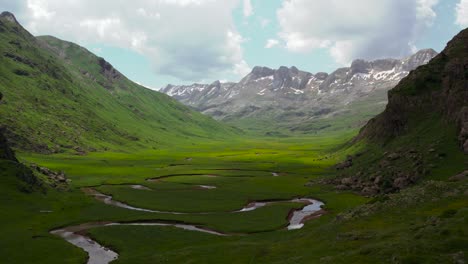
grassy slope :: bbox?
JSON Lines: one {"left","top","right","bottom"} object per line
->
{"left": 1, "top": 135, "right": 368, "bottom": 263}
{"left": 0, "top": 16, "right": 238, "bottom": 154}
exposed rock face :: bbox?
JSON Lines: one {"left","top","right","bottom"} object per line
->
{"left": 98, "top": 57, "right": 122, "bottom": 82}
{"left": 328, "top": 149, "right": 428, "bottom": 196}
{"left": 0, "top": 92, "right": 17, "bottom": 162}
{"left": 0, "top": 12, "right": 19, "bottom": 24}
{"left": 0, "top": 129, "right": 17, "bottom": 161}
{"left": 358, "top": 29, "right": 468, "bottom": 153}
{"left": 162, "top": 49, "right": 437, "bottom": 124}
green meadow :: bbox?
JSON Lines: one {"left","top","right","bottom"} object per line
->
{"left": 0, "top": 131, "right": 465, "bottom": 263}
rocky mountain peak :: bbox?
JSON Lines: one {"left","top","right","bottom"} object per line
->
{"left": 275, "top": 66, "right": 293, "bottom": 79}
{"left": 350, "top": 59, "right": 372, "bottom": 74}
{"left": 290, "top": 66, "right": 299, "bottom": 74}
{"left": 208, "top": 80, "right": 222, "bottom": 89}
{"left": 251, "top": 66, "right": 274, "bottom": 78}
{"left": 314, "top": 72, "right": 329, "bottom": 80}
{"left": 402, "top": 48, "right": 438, "bottom": 71}
{"left": 0, "top": 11, "right": 19, "bottom": 24}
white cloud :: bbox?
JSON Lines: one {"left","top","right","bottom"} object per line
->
{"left": 417, "top": 0, "right": 438, "bottom": 23}
{"left": 277, "top": 0, "right": 439, "bottom": 65}
{"left": 243, "top": 0, "right": 253, "bottom": 17}
{"left": 15, "top": 0, "right": 249, "bottom": 82}
{"left": 259, "top": 17, "right": 270, "bottom": 28}
{"left": 456, "top": 0, "right": 468, "bottom": 27}
{"left": 27, "top": 0, "right": 54, "bottom": 19}
{"left": 92, "top": 47, "right": 102, "bottom": 54}
{"left": 265, "top": 39, "right": 279, "bottom": 49}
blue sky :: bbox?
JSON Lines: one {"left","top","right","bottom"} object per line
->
{"left": 3, "top": 0, "right": 468, "bottom": 89}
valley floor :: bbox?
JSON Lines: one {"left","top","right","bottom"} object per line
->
{"left": 1, "top": 132, "right": 466, "bottom": 263}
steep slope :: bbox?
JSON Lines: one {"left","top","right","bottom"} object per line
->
{"left": 0, "top": 90, "right": 40, "bottom": 193}
{"left": 0, "top": 12, "right": 237, "bottom": 154}
{"left": 162, "top": 50, "right": 437, "bottom": 133}
{"left": 0, "top": 95, "right": 16, "bottom": 161}
{"left": 329, "top": 28, "right": 468, "bottom": 196}
{"left": 359, "top": 29, "right": 468, "bottom": 151}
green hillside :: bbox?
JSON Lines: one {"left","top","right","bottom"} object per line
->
{"left": 0, "top": 13, "right": 238, "bottom": 154}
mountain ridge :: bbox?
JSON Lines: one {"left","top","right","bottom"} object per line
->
{"left": 0, "top": 12, "right": 238, "bottom": 154}
{"left": 162, "top": 49, "right": 438, "bottom": 133}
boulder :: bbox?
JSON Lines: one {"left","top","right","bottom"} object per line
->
{"left": 336, "top": 185, "right": 349, "bottom": 190}
{"left": 362, "top": 187, "right": 379, "bottom": 196}
{"left": 449, "top": 170, "right": 467, "bottom": 182}
{"left": 374, "top": 176, "right": 383, "bottom": 185}
{"left": 335, "top": 155, "right": 353, "bottom": 170}
{"left": 341, "top": 177, "right": 354, "bottom": 186}
{"left": 386, "top": 152, "right": 401, "bottom": 161}
{"left": 393, "top": 177, "right": 410, "bottom": 189}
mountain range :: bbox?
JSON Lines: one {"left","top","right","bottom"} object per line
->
{"left": 162, "top": 49, "right": 437, "bottom": 133}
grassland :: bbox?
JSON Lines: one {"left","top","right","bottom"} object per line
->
{"left": 0, "top": 130, "right": 465, "bottom": 264}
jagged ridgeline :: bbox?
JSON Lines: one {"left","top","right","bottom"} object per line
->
{"left": 162, "top": 49, "right": 437, "bottom": 133}
{"left": 0, "top": 12, "right": 238, "bottom": 154}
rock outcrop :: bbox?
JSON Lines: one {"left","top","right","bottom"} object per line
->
{"left": 358, "top": 29, "right": 468, "bottom": 153}
{"left": 0, "top": 92, "right": 17, "bottom": 162}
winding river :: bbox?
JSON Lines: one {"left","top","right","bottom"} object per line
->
{"left": 51, "top": 222, "right": 227, "bottom": 264}
{"left": 52, "top": 187, "right": 325, "bottom": 264}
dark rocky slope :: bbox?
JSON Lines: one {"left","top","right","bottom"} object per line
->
{"left": 0, "top": 92, "right": 17, "bottom": 161}
{"left": 327, "top": 28, "right": 468, "bottom": 196}
{"left": 358, "top": 28, "right": 468, "bottom": 153}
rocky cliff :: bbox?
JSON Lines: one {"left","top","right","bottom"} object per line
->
{"left": 327, "top": 28, "right": 468, "bottom": 197}
{"left": 359, "top": 29, "right": 468, "bottom": 153}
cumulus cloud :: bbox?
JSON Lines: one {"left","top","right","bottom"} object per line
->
{"left": 265, "top": 39, "right": 279, "bottom": 49}
{"left": 11, "top": 0, "right": 249, "bottom": 82}
{"left": 243, "top": 0, "right": 253, "bottom": 17}
{"left": 277, "top": 0, "right": 439, "bottom": 65}
{"left": 456, "top": 0, "right": 468, "bottom": 27}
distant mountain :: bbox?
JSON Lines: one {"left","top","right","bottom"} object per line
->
{"left": 0, "top": 12, "right": 237, "bottom": 154}
{"left": 162, "top": 49, "right": 437, "bottom": 133}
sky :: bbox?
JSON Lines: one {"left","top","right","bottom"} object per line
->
{"left": 1, "top": 0, "right": 468, "bottom": 90}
